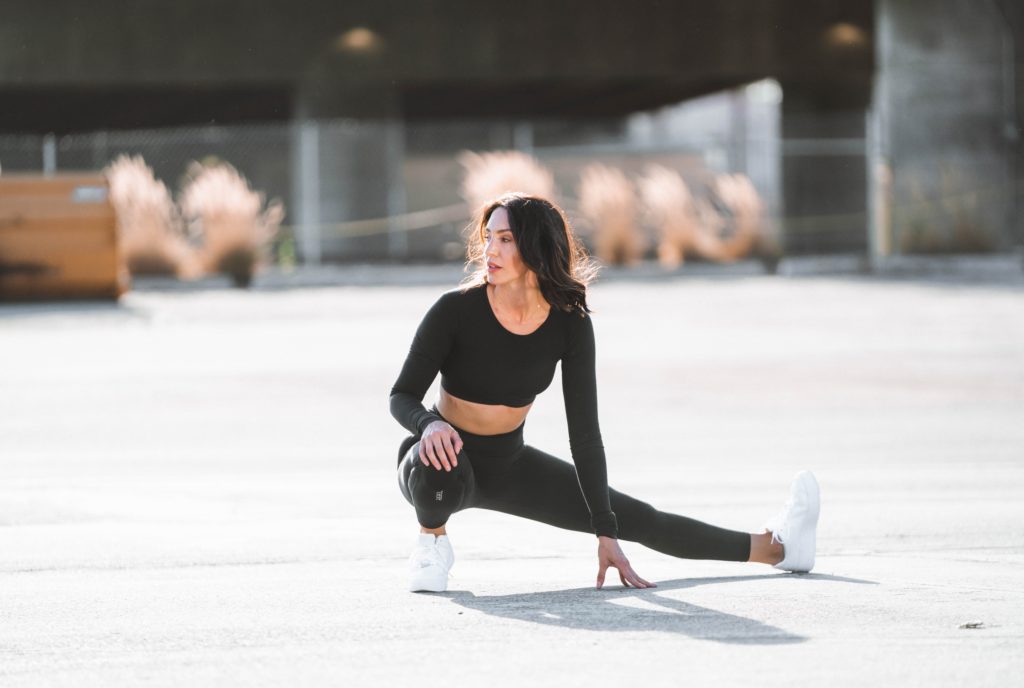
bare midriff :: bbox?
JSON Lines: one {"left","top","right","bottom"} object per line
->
{"left": 437, "top": 387, "right": 532, "bottom": 436}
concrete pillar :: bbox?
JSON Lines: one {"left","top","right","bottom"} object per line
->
{"left": 875, "top": 0, "right": 1017, "bottom": 254}
{"left": 293, "top": 75, "right": 408, "bottom": 261}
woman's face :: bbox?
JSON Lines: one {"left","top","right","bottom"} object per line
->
{"left": 484, "top": 207, "right": 531, "bottom": 285}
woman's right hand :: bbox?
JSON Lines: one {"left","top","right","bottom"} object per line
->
{"left": 419, "top": 420, "right": 463, "bottom": 472}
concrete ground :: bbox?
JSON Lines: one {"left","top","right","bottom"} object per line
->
{"left": 1, "top": 266, "right": 1022, "bottom": 686}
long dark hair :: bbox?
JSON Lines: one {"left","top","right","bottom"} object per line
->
{"left": 460, "top": 193, "right": 598, "bottom": 315}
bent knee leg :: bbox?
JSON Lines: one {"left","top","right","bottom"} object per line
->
{"left": 398, "top": 443, "right": 475, "bottom": 527}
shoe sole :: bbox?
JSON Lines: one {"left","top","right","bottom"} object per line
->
{"left": 779, "top": 471, "right": 821, "bottom": 573}
{"left": 796, "top": 470, "right": 820, "bottom": 571}
{"left": 409, "top": 572, "right": 448, "bottom": 593}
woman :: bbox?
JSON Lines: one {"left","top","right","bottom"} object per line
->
{"left": 389, "top": 193, "right": 820, "bottom": 593}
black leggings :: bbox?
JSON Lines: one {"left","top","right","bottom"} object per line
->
{"left": 397, "top": 410, "right": 751, "bottom": 562}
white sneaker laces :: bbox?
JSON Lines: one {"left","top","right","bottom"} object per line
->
{"left": 766, "top": 496, "right": 796, "bottom": 545}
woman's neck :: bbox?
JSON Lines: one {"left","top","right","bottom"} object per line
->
{"left": 488, "top": 281, "right": 548, "bottom": 323}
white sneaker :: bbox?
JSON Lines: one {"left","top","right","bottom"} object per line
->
{"left": 763, "top": 470, "right": 820, "bottom": 573}
{"left": 408, "top": 533, "right": 454, "bottom": 592}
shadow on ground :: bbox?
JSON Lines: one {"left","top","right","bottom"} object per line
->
{"left": 441, "top": 572, "right": 877, "bottom": 644}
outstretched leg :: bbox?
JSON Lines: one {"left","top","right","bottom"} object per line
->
{"left": 477, "top": 445, "right": 753, "bottom": 562}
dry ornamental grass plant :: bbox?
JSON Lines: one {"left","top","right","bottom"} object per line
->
{"left": 709, "top": 173, "right": 763, "bottom": 261}
{"left": 179, "top": 162, "right": 284, "bottom": 288}
{"left": 578, "top": 163, "right": 645, "bottom": 265}
{"left": 458, "top": 150, "right": 557, "bottom": 215}
{"left": 639, "top": 165, "right": 763, "bottom": 266}
{"left": 638, "top": 165, "right": 699, "bottom": 267}
{"left": 105, "top": 155, "right": 199, "bottom": 278}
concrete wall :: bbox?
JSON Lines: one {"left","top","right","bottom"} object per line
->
{"left": 996, "top": 0, "right": 1024, "bottom": 247}
{"left": 872, "top": 0, "right": 1020, "bottom": 254}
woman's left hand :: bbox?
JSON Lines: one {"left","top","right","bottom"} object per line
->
{"left": 596, "top": 536, "right": 656, "bottom": 589}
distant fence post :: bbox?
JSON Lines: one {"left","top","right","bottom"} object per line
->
{"left": 868, "top": 5, "right": 892, "bottom": 267}
{"left": 512, "top": 122, "right": 534, "bottom": 153}
{"left": 42, "top": 133, "right": 57, "bottom": 177}
{"left": 385, "top": 120, "right": 408, "bottom": 260}
{"left": 866, "top": 109, "right": 890, "bottom": 266}
{"left": 296, "top": 120, "right": 322, "bottom": 265}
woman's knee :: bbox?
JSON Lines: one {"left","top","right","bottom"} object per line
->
{"left": 399, "top": 443, "right": 474, "bottom": 508}
{"left": 409, "top": 442, "right": 471, "bottom": 480}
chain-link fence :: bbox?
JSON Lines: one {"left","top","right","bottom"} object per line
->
{"left": 0, "top": 81, "right": 899, "bottom": 263}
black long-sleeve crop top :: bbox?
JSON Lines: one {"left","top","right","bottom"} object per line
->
{"left": 388, "top": 283, "right": 618, "bottom": 538}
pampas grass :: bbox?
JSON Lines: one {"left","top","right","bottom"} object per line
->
{"left": 458, "top": 150, "right": 557, "bottom": 213}
{"left": 638, "top": 165, "right": 699, "bottom": 267}
{"left": 709, "top": 172, "right": 763, "bottom": 261}
{"left": 639, "top": 165, "right": 763, "bottom": 266}
{"left": 579, "top": 163, "right": 645, "bottom": 265}
{"left": 105, "top": 155, "right": 199, "bottom": 278}
{"left": 179, "top": 161, "right": 284, "bottom": 288}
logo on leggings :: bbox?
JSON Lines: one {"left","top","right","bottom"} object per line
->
{"left": 435, "top": 490, "right": 444, "bottom": 502}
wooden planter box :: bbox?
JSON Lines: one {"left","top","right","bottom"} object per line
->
{"left": 0, "top": 174, "right": 129, "bottom": 300}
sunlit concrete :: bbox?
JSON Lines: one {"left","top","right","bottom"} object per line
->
{"left": 1, "top": 269, "right": 1022, "bottom": 686}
